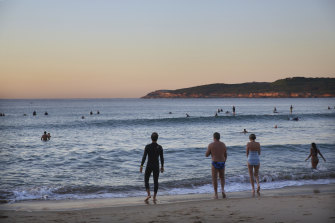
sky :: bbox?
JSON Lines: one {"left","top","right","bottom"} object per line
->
{"left": 0, "top": 0, "right": 334, "bottom": 99}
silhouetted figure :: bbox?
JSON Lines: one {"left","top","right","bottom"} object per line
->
{"left": 44, "top": 112, "right": 48, "bottom": 115}
{"left": 33, "top": 111, "right": 37, "bottom": 116}
{"left": 273, "top": 107, "right": 277, "bottom": 113}
{"left": 90, "top": 111, "right": 93, "bottom": 115}
{"left": 81, "top": 116, "right": 85, "bottom": 119}
{"left": 305, "top": 143, "right": 326, "bottom": 169}
{"left": 97, "top": 110, "right": 100, "bottom": 114}
{"left": 215, "top": 112, "right": 218, "bottom": 117}
{"left": 328, "top": 106, "right": 331, "bottom": 110}
{"left": 47, "top": 133, "right": 51, "bottom": 140}
{"left": 290, "top": 105, "right": 293, "bottom": 114}
{"left": 243, "top": 129, "right": 248, "bottom": 134}
{"left": 41, "top": 131, "right": 48, "bottom": 141}
{"left": 186, "top": 113, "right": 190, "bottom": 118}
{"left": 220, "top": 109, "right": 223, "bottom": 112}
{"left": 232, "top": 106, "right": 236, "bottom": 115}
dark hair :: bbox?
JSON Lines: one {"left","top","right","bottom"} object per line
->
{"left": 311, "top": 142, "right": 318, "bottom": 154}
{"left": 151, "top": 132, "right": 159, "bottom": 141}
{"left": 213, "top": 132, "right": 220, "bottom": 140}
{"left": 249, "top": 134, "right": 256, "bottom": 140}
{"left": 44, "top": 131, "right": 47, "bottom": 134}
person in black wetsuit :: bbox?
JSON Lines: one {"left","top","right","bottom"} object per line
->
{"left": 140, "top": 132, "right": 164, "bottom": 202}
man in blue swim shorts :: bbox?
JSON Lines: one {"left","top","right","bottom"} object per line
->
{"left": 206, "top": 132, "right": 227, "bottom": 199}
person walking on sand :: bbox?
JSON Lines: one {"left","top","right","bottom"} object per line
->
{"left": 246, "top": 134, "right": 261, "bottom": 194}
{"left": 305, "top": 142, "right": 326, "bottom": 169}
{"left": 41, "top": 131, "right": 48, "bottom": 141}
{"left": 140, "top": 132, "right": 164, "bottom": 202}
{"left": 206, "top": 132, "right": 227, "bottom": 199}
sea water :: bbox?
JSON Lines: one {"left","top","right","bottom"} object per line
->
{"left": 0, "top": 98, "right": 334, "bottom": 203}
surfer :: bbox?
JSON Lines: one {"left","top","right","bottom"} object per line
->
{"left": 206, "top": 132, "right": 227, "bottom": 199}
{"left": 273, "top": 107, "right": 277, "bottom": 113}
{"left": 305, "top": 143, "right": 326, "bottom": 169}
{"left": 41, "top": 131, "right": 48, "bottom": 141}
{"left": 140, "top": 132, "right": 164, "bottom": 202}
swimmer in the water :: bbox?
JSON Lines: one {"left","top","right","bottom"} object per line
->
{"left": 305, "top": 143, "right": 326, "bottom": 169}
{"left": 290, "top": 105, "right": 293, "bottom": 114}
{"left": 97, "top": 110, "right": 100, "bottom": 114}
{"left": 273, "top": 107, "right": 277, "bottom": 113}
{"left": 243, "top": 129, "right": 248, "bottom": 134}
{"left": 206, "top": 132, "right": 227, "bottom": 199}
{"left": 47, "top": 133, "right": 51, "bottom": 140}
{"left": 33, "top": 111, "right": 37, "bottom": 116}
{"left": 41, "top": 131, "right": 48, "bottom": 141}
{"left": 44, "top": 112, "right": 48, "bottom": 115}
{"left": 186, "top": 113, "right": 190, "bottom": 118}
{"left": 90, "top": 111, "right": 93, "bottom": 115}
{"left": 140, "top": 132, "right": 164, "bottom": 202}
{"left": 215, "top": 112, "right": 218, "bottom": 117}
{"left": 232, "top": 106, "right": 236, "bottom": 115}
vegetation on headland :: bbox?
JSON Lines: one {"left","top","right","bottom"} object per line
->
{"left": 142, "top": 77, "right": 335, "bottom": 98}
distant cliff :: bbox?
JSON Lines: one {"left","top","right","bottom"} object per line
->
{"left": 142, "top": 77, "right": 335, "bottom": 98}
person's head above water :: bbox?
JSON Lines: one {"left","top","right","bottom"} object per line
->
{"left": 151, "top": 132, "right": 159, "bottom": 142}
{"left": 44, "top": 131, "right": 47, "bottom": 134}
{"left": 249, "top": 134, "right": 256, "bottom": 141}
{"left": 213, "top": 132, "right": 220, "bottom": 140}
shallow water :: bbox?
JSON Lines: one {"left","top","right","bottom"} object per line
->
{"left": 0, "top": 98, "right": 334, "bottom": 202}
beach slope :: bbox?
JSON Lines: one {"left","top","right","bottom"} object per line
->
{"left": 1, "top": 184, "right": 335, "bottom": 223}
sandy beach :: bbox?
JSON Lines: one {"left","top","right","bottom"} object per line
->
{"left": 1, "top": 184, "right": 334, "bottom": 223}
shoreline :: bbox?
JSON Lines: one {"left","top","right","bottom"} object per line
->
{"left": 1, "top": 184, "right": 334, "bottom": 222}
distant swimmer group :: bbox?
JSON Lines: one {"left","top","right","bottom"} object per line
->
{"left": 41, "top": 131, "right": 51, "bottom": 141}
{"left": 0, "top": 113, "right": 5, "bottom": 116}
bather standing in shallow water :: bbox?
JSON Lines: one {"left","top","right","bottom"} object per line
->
{"left": 305, "top": 143, "right": 326, "bottom": 169}
{"left": 206, "top": 132, "right": 227, "bottom": 199}
{"left": 246, "top": 134, "right": 261, "bottom": 194}
{"left": 140, "top": 132, "right": 164, "bottom": 202}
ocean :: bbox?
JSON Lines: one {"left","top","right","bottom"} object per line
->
{"left": 0, "top": 98, "right": 334, "bottom": 203}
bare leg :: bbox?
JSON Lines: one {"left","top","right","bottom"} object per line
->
{"left": 218, "top": 168, "right": 226, "bottom": 198}
{"left": 211, "top": 166, "right": 218, "bottom": 199}
{"left": 247, "top": 164, "right": 255, "bottom": 193}
{"left": 153, "top": 192, "right": 157, "bottom": 201}
{"left": 144, "top": 189, "right": 151, "bottom": 201}
{"left": 254, "top": 164, "right": 260, "bottom": 193}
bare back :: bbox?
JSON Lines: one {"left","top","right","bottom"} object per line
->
{"left": 247, "top": 141, "right": 260, "bottom": 154}
{"left": 206, "top": 141, "right": 227, "bottom": 162}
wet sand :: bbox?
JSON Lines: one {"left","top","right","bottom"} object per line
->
{"left": 1, "top": 184, "right": 334, "bottom": 223}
